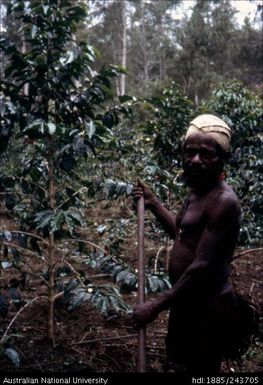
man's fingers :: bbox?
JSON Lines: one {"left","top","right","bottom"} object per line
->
{"left": 133, "top": 190, "right": 143, "bottom": 195}
{"left": 132, "top": 187, "right": 144, "bottom": 199}
{"left": 137, "top": 178, "right": 146, "bottom": 188}
{"left": 133, "top": 186, "right": 143, "bottom": 192}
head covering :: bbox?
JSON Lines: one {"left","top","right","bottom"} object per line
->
{"left": 185, "top": 114, "right": 231, "bottom": 152}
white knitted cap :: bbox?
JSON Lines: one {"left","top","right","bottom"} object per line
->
{"left": 185, "top": 114, "right": 231, "bottom": 152}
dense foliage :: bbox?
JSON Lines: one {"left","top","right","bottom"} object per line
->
{"left": 86, "top": 0, "right": 262, "bottom": 99}
{"left": 0, "top": 0, "right": 132, "bottom": 350}
{"left": 0, "top": 0, "right": 262, "bottom": 370}
{"left": 0, "top": 2, "right": 172, "bottom": 360}
{"left": 202, "top": 81, "right": 263, "bottom": 245}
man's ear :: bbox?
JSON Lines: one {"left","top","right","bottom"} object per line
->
{"left": 223, "top": 151, "right": 231, "bottom": 162}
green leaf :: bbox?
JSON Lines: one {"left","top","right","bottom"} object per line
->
{"left": 47, "top": 122, "right": 56, "bottom": 135}
{"left": 97, "top": 225, "right": 107, "bottom": 234}
{"left": 147, "top": 276, "right": 160, "bottom": 293}
{"left": 50, "top": 211, "right": 64, "bottom": 232}
{"left": 42, "top": 5, "right": 49, "bottom": 15}
{"left": 112, "top": 295, "right": 129, "bottom": 312}
{"left": 35, "top": 210, "right": 53, "bottom": 229}
{"left": 59, "top": 48, "right": 79, "bottom": 66}
{"left": 31, "top": 25, "right": 38, "bottom": 39}
{"left": 23, "top": 119, "right": 45, "bottom": 136}
{"left": 8, "top": 287, "right": 22, "bottom": 309}
{"left": 67, "top": 288, "right": 91, "bottom": 312}
{"left": 0, "top": 295, "right": 9, "bottom": 318}
{"left": 115, "top": 269, "right": 129, "bottom": 284}
{"left": 4, "top": 348, "right": 20, "bottom": 368}
{"left": 126, "top": 183, "right": 133, "bottom": 195}
{"left": 64, "top": 213, "right": 75, "bottom": 235}
{"left": 66, "top": 208, "right": 84, "bottom": 226}
{"left": 1, "top": 261, "right": 13, "bottom": 269}
{"left": 87, "top": 121, "right": 96, "bottom": 139}
{"left": 118, "top": 95, "right": 135, "bottom": 103}
{"left": 4, "top": 231, "right": 12, "bottom": 242}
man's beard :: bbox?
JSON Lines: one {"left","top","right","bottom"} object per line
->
{"left": 182, "top": 163, "right": 223, "bottom": 191}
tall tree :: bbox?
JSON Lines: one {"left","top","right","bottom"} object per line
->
{"left": 86, "top": 0, "right": 181, "bottom": 96}
{"left": 173, "top": 0, "right": 239, "bottom": 102}
{"left": 120, "top": 0, "right": 127, "bottom": 95}
{"left": 234, "top": 17, "right": 263, "bottom": 92}
{"left": 85, "top": 0, "right": 128, "bottom": 95}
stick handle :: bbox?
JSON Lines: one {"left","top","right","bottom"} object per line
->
{"left": 136, "top": 196, "right": 146, "bottom": 372}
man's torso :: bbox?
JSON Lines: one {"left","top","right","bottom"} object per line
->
{"left": 168, "top": 181, "right": 240, "bottom": 286}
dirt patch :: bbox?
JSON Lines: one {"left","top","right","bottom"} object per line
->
{"left": 0, "top": 206, "right": 262, "bottom": 373}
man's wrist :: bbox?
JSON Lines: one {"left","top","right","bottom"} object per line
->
{"left": 147, "top": 197, "right": 161, "bottom": 210}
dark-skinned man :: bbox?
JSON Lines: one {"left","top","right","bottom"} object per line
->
{"left": 133, "top": 114, "right": 256, "bottom": 373}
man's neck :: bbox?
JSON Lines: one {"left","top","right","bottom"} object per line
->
{"left": 190, "top": 173, "right": 225, "bottom": 195}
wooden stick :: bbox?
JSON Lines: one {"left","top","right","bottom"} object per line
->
{"left": 0, "top": 296, "right": 48, "bottom": 344}
{"left": 136, "top": 196, "right": 146, "bottom": 372}
{"left": 71, "top": 334, "right": 137, "bottom": 346}
{"left": 233, "top": 247, "right": 263, "bottom": 260}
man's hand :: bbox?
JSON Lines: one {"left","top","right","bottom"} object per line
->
{"left": 133, "top": 301, "right": 159, "bottom": 329}
{"left": 132, "top": 179, "right": 157, "bottom": 209}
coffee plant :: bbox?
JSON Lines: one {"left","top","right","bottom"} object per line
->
{"left": 0, "top": 2, "right": 172, "bottom": 361}
{"left": 201, "top": 81, "right": 263, "bottom": 245}
{"left": 0, "top": 0, "right": 131, "bottom": 346}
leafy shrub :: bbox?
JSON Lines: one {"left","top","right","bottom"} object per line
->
{"left": 0, "top": 0, "right": 129, "bottom": 345}
{"left": 202, "top": 81, "right": 262, "bottom": 245}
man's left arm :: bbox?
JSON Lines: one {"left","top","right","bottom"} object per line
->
{"left": 133, "top": 194, "right": 240, "bottom": 326}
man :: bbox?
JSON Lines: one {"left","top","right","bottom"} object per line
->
{"left": 133, "top": 114, "right": 256, "bottom": 373}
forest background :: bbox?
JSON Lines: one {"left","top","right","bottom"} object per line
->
{"left": 0, "top": 0, "right": 262, "bottom": 374}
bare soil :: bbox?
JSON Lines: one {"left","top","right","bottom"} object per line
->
{"left": 0, "top": 205, "right": 262, "bottom": 374}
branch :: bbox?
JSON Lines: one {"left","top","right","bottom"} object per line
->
{"left": 64, "top": 238, "right": 106, "bottom": 254}
{"left": 1, "top": 296, "right": 49, "bottom": 344}
{"left": 5, "top": 230, "right": 48, "bottom": 245}
{"left": 2, "top": 242, "right": 48, "bottom": 264}
{"left": 154, "top": 245, "right": 166, "bottom": 274}
{"left": 63, "top": 260, "right": 86, "bottom": 289}
{"left": 57, "top": 187, "right": 88, "bottom": 210}
{"left": 233, "top": 248, "right": 263, "bottom": 260}
{"left": 71, "top": 334, "right": 137, "bottom": 346}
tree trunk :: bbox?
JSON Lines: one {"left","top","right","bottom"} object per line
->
{"left": 47, "top": 152, "right": 55, "bottom": 346}
{"left": 140, "top": 2, "right": 149, "bottom": 86}
{"left": 120, "top": 1, "right": 127, "bottom": 96}
{"left": 112, "top": 49, "right": 120, "bottom": 96}
{"left": 21, "top": 38, "right": 29, "bottom": 96}
{"left": 159, "top": 16, "right": 164, "bottom": 81}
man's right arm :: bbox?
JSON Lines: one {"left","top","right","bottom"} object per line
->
{"left": 133, "top": 180, "right": 177, "bottom": 238}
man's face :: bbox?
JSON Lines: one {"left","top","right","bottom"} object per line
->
{"left": 182, "top": 133, "right": 222, "bottom": 189}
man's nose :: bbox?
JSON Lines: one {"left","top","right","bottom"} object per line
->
{"left": 191, "top": 153, "right": 202, "bottom": 164}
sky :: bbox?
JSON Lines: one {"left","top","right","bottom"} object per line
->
{"left": 231, "top": 0, "right": 262, "bottom": 25}
{"left": 0, "top": 0, "right": 262, "bottom": 32}
{"left": 177, "top": 0, "right": 261, "bottom": 26}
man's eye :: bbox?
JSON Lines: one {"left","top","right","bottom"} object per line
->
{"left": 200, "top": 151, "right": 216, "bottom": 158}
{"left": 185, "top": 149, "right": 196, "bottom": 156}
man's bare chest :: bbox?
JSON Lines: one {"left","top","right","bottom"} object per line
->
{"left": 177, "top": 194, "right": 207, "bottom": 241}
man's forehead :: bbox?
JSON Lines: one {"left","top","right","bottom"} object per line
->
{"left": 184, "top": 133, "right": 218, "bottom": 149}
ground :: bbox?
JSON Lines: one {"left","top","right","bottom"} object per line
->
{"left": 0, "top": 204, "right": 262, "bottom": 373}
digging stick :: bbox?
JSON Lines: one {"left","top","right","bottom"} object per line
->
{"left": 136, "top": 196, "right": 146, "bottom": 372}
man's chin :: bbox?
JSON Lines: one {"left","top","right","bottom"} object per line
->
{"left": 182, "top": 171, "right": 205, "bottom": 187}
{"left": 183, "top": 170, "right": 221, "bottom": 191}
{"left": 184, "top": 177, "right": 203, "bottom": 189}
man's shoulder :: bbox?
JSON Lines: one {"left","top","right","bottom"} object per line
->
{"left": 207, "top": 182, "right": 241, "bottom": 218}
